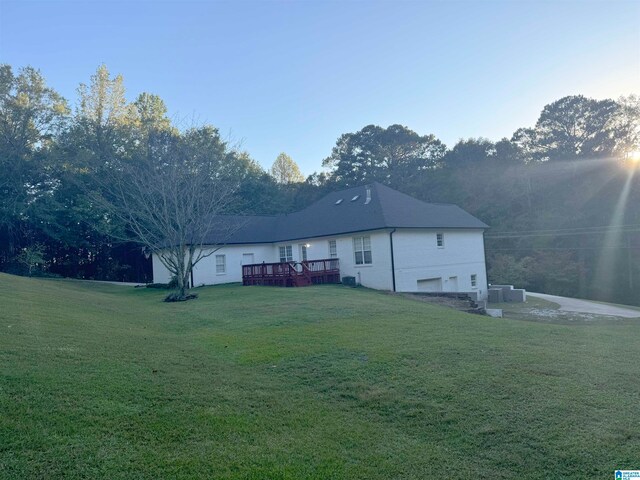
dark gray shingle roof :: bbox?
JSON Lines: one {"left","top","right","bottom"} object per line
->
{"left": 208, "top": 182, "right": 488, "bottom": 244}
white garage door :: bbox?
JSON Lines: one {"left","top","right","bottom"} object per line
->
{"left": 417, "top": 277, "right": 442, "bottom": 292}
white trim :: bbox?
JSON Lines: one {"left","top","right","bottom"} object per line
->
{"left": 215, "top": 254, "right": 226, "bottom": 274}
{"left": 353, "top": 235, "right": 372, "bottom": 265}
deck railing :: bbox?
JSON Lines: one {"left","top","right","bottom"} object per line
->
{"left": 242, "top": 258, "right": 340, "bottom": 287}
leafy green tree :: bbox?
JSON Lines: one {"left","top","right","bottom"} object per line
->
{"left": 610, "top": 94, "right": 640, "bottom": 155}
{"left": 40, "top": 66, "right": 149, "bottom": 281}
{"left": 443, "top": 138, "right": 495, "bottom": 168}
{"left": 129, "top": 92, "right": 174, "bottom": 161}
{"left": 531, "top": 95, "right": 619, "bottom": 161}
{"left": 269, "top": 152, "right": 304, "bottom": 184}
{"left": 132, "top": 92, "right": 171, "bottom": 132}
{"left": 493, "top": 138, "right": 528, "bottom": 165}
{"left": 75, "top": 64, "right": 132, "bottom": 164}
{"left": 15, "top": 243, "right": 46, "bottom": 276}
{"left": 323, "top": 124, "right": 446, "bottom": 187}
{"left": 77, "top": 64, "right": 128, "bottom": 127}
{"left": 0, "top": 64, "right": 69, "bottom": 262}
{"left": 487, "top": 254, "right": 534, "bottom": 288}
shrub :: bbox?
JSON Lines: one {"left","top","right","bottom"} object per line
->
{"left": 163, "top": 292, "right": 198, "bottom": 302}
{"left": 13, "top": 244, "right": 47, "bottom": 277}
{"left": 31, "top": 271, "right": 62, "bottom": 279}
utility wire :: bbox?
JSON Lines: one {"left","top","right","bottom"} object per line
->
{"left": 487, "top": 246, "right": 637, "bottom": 251}
{"left": 485, "top": 225, "right": 640, "bottom": 238}
{"left": 484, "top": 223, "right": 640, "bottom": 233}
{"left": 487, "top": 229, "right": 640, "bottom": 239}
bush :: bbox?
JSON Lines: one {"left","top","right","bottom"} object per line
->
{"left": 31, "top": 271, "right": 62, "bottom": 279}
{"left": 14, "top": 244, "right": 46, "bottom": 277}
{"left": 163, "top": 292, "right": 198, "bottom": 302}
{"left": 146, "top": 275, "right": 180, "bottom": 289}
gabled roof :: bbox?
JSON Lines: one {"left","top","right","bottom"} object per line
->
{"left": 207, "top": 182, "right": 488, "bottom": 244}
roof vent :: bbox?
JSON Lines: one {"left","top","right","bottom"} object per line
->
{"left": 335, "top": 199, "right": 343, "bottom": 205}
{"left": 351, "top": 195, "right": 359, "bottom": 202}
{"left": 364, "top": 187, "right": 372, "bottom": 205}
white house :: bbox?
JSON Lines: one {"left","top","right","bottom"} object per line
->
{"left": 152, "top": 182, "right": 489, "bottom": 299}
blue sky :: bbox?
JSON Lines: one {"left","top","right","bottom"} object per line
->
{"left": 1, "top": 0, "right": 639, "bottom": 175}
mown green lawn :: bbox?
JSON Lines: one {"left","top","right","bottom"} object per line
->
{"left": 1, "top": 273, "right": 638, "bottom": 479}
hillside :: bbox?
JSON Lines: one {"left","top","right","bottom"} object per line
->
{"left": 1, "top": 274, "right": 638, "bottom": 479}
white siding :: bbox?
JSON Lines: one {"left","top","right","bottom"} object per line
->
{"left": 339, "top": 231, "right": 393, "bottom": 290}
{"left": 152, "top": 254, "right": 174, "bottom": 284}
{"left": 288, "top": 230, "right": 393, "bottom": 290}
{"left": 152, "top": 244, "right": 276, "bottom": 286}
{"left": 392, "top": 229, "right": 488, "bottom": 299}
{"left": 192, "top": 244, "right": 276, "bottom": 286}
{"left": 151, "top": 228, "right": 486, "bottom": 297}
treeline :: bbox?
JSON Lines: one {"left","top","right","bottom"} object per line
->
{"left": 0, "top": 65, "right": 285, "bottom": 281}
{"left": 1, "top": 64, "right": 639, "bottom": 304}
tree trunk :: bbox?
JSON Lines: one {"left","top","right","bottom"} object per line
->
{"left": 180, "top": 271, "right": 190, "bottom": 298}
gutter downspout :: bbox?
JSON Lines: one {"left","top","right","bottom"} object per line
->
{"left": 389, "top": 228, "right": 397, "bottom": 292}
{"left": 482, "top": 230, "right": 489, "bottom": 293}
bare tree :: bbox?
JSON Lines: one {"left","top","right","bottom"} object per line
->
{"left": 92, "top": 127, "right": 240, "bottom": 301}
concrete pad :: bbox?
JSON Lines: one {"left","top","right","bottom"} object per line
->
{"left": 528, "top": 292, "right": 640, "bottom": 318}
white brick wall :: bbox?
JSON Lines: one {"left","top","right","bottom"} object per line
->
{"left": 151, "top": 228, "right": 486, "bottom": 298}
{"left": 392, "top": 229, "right": 487, "bottom": 299}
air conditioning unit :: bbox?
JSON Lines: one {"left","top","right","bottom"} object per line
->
{"left": 342, "top": 276, "right": 356, "bottom": 287}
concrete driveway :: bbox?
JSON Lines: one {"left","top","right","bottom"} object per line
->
{"left": 528, "top": 292, "right": 640, "bottom": 318}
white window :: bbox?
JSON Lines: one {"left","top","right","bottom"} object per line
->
{"left": 216, "top": 255, "right": 226, "bottom": 274}
{"left": 279, "top": 245, "right": 293, "bottom": 262}
{"left": 471, "top": 274, "right": 477, "bottom": 288}
{"left": 436, "top": 233, "right": 444, "bottom": 248}
{"left": 353, "top": 236, "right": 372, "bottom": 265}
{"left": 328, "top": 240, "right": 337, "bottom": 258}
{"left": 299, "top": 244, "right": 308, "bottom": 261}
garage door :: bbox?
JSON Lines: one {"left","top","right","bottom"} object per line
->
{"left": 417, "top": 277, "right": 442, "bottom": 292}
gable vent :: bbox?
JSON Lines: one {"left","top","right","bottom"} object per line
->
{"left": 351, "top": 195, "right": 359, "bottom": 202}
{"left": 335, "top": 199, "right": 343, "bottom": 205}
{"left": 364, "top": 187, "right": 372, "bottom": 204}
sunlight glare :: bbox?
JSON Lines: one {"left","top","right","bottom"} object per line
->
{"left": 593, "top": 167, "right": 637, "bottom": 299}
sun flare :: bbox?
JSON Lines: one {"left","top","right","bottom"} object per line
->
{"left": 629, "top": 150, "right": 640, "bottom": 162}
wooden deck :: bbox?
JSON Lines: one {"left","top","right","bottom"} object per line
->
{"left": 242, "top": 258, "right": 340, "bottom": 287}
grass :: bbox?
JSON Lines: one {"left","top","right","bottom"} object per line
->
{"left": 1, "top": 273, "right": 639, "bottom": 479}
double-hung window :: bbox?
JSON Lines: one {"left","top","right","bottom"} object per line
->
{"left": 279, "top": 245, "right": 293, "bottom": 262}
{"left": 471, "top": 274, "right": 477, "bottom": 288}
{"left": 353, "top": 236, "right": 372, "bottom": 265}
{"left": 328, "top": 240, "right": 337, "bottom": 258}
{"left": 215, "top": 255, "right": 226, "bottom": 274}
{"left": 436, "top": 233, "right": 444, "bottom": 248}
